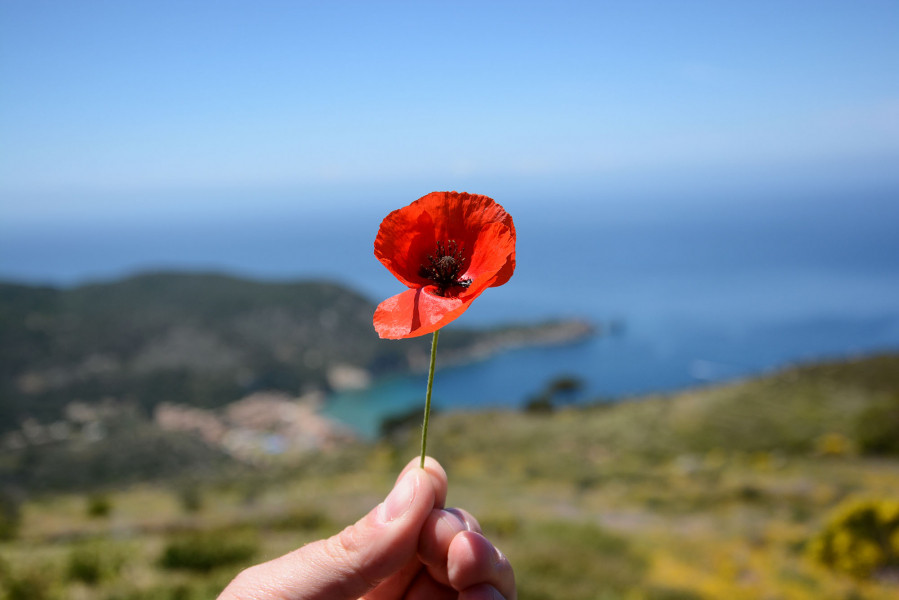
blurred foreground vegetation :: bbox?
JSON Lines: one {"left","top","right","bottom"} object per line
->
{"left": 1, "top": 353, "right": 898, "bottom": 599}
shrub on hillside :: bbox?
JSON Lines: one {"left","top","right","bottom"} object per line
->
{"left": 67, "top": 542, "right": 124, "bottom": 584}
{"left": 807, "top": 498, "right": 899, "bottom": 579}
{"left": 855, "top": 393, "right": 899, "bottom": 456}
{"left": 0, "top": 486, "right": 22, "bottom": 540}
{"left": 177, "top": 484, "right": 203, "bottom": 513}
{"left": 0, "top": 562, "right": 61, "bottom": 600}
{"left": 269, "top": 506, "right": 332, "bottom": 532}
{"left": 813, "top": 432, "right": 854, "bottom": 457}
{"left": 86, "top": 493, "right": 112, "bottom": 518}
{"left": 160, "top": 529, "right": 258, "bottom": 572}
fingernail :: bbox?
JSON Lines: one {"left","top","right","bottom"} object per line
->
{"left": 493, "top": 546, "right": 507, "bottom": 567}
{"left": 445, "top": 508, "right": 473, "bottom": 531}
{"left": 379, "top": 470, "right": 418, "bottom": 522}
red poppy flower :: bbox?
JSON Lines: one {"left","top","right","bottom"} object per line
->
{"left": 373, "top": 191, "right": 516, "bottom": 339}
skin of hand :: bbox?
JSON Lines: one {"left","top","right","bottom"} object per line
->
{"left": 217, "top": 457, "right": 516, "bottom": 600}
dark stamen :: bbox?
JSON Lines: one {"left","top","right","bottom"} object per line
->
{"left": 418, "top": 240, "right": 472, "bottom": 296}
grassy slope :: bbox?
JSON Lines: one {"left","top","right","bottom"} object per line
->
{"left": 2, "top": 354, "right": 898, "bottom": 599}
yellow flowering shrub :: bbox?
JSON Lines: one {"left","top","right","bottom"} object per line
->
{"left": 807, "top": 498, "right": 899, "bottom": 579}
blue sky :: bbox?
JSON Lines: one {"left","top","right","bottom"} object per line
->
{"left": 1, "top": 0, "right": 898, "bottom": 223}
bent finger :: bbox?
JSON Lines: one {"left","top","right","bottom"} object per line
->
{"left": 419, "top": 507, "right": 482, "bottom": 585}
{"left": 448, "top": 531, "right": 515, "bottom": 600}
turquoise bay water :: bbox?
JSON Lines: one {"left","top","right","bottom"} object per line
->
{"left": 323, "top": 312, "right": 899, "bottom": 438}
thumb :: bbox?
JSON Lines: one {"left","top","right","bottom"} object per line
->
{"left": 219, "top": 467, "right": 436, "bottom": 600}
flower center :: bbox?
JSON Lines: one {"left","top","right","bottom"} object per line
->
{"left": 418, "top": 240, "right": 472, "bottom": 296}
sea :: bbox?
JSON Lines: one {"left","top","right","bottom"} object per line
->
{"left": 3, "top": 183, "right": 899, "bottom": 437}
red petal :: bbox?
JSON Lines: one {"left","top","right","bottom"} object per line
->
{"left": 373, "top": 287, "right": 481, "bottom": 339}
{"left": 374, "top": 191, "right": 516, "bottom": 289}
{"left": 459, "top": 221, "right": 516, "bottom": 296}
{"left": 488, "top": 218, "right": 516, "bottom": 289}
{"left": 374, "top": 199, "right": 436, "bottom": 289}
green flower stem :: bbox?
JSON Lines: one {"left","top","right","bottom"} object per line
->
{"left": 420, "top": 329, "right": 439, "bottom": 469}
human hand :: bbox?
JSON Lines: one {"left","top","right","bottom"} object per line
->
{"left": 218, "top": 457, "right": 515, "bottom": 600}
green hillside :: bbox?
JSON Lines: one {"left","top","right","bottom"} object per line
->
{"left": 0, "top": 273, "right": 363, "bottom": 426}
{"left": 0, "top": 272, "right": 590, "bottom": 433}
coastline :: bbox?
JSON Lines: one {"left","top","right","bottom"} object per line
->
{"left": 404, "top": 318, "right": 598, "bottom": 373}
